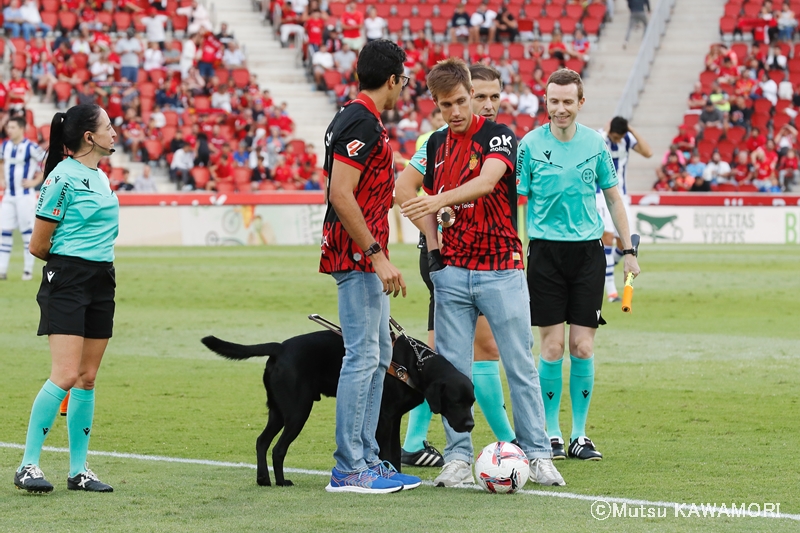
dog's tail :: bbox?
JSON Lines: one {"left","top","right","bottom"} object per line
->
{"left": 201, "top": 336, "right": 285, "bottom": 360}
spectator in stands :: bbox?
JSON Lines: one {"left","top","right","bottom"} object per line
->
{"left": 759, "top": 72, "right": 779, "bottom": 105}
{"left": 194, "top": 132, "right": 211, "bottom": 167}
{"left": 133, "top": 165, "right": 158, "bottom": 192}
{"left": 142, "top": 8, "right": 168, "bottom": 50}
{"left": 493, "top": 5, "right": 518, "bottom": 43}
{"left": 90, "top": 52, "right": 115, "bottom": 82}
{"left": 653, "top": 172, "right": 672, "bottom": 191}
{"left": 178, "top": 0, "right": 213, "bottom": 35}
{"left": 170, "top": 141, "right": 195, "bottom": 189}
{"left": 115, "top": 29, "right": 142, "bottom": 84}
{"left": 687, "top": 82, "right": 707, "bottom": 110}
{"left": 223, "top": 41, "right": 246, "bottom": 69}
{"left": 304, "top": 169, "right": 323, "bottom": 190}
{"left": 72, "top": 29, "right": 92, "bottom": 55}
{"left": 548, "top": 31, "right": 568, "bottom": 64}
{"left": 3, "top": 0, "right": 26, "bottom": 40}
{"left": 216, "top": 22, "right": 235, "bottom": 45}
{"left": 76, "top": 82, "right": 99, "bottom": 106}
{"left": 250, "top": 155, "right": 271, "bottom": 188}
{"left": 211, "top": 84, "right": 232, "bottom": 113}
{"left": 775, "top": 124, "right": 797, "bottom": 155}
{"left": 697, "top": 100, "right": 724, "bottom": 134}
{"left": 450, "top": 4, "right": 472, "bottom": 43}
{"left": 751, "top": 148, "right": 778, "bottom": 191}
{"left": 517, "top": 84, "right": 539, "bottom": 116}
{"left": 778, "top": 148, "right": 798, "bottom": 190}
{"left": 323, "top": 28, "right": 344, "bottom": 53}
{"left": 122, "top": 109, "right": 148, "bottom": 162}
{"left": 311, "top": 44, "right": 335, "bottom": 89}
{"left": 685, "top": 153, "right": 706, "bottom": 179}
{"left": 656, "top": 152, "right": 685, "bottom": 190}
{"left": 162, "top": 37, "right": 181, "bottom": 74}
{"left": 305, "top": 9, "right": 325, "bottom": 54}
{"left": 778, "top": 72, "right": 793, "bottom": 101}
{"left": 745, "top": 127, "right": 767, "bottom": 152}
{"left": 494, "top": 57, "right": 514, "bottom": 86}
{"left": 498, "top": 86, "right": 519, "bottom": 115}
{"left": 778, "top": 5, "right": 797, "bottom": 41}
{"left": 690, "top": 173, "right": 711, "bottom": 192}
{"left": 32, "top": 58, "right": 57, "bottom": 104}
{"left": 363, "top": 6, "right": 386, "bottom": 43}
{"left": 728, "top": 96, "right": 752, "bottom": 128}
{"left": 731, "top": 150, "right": 754, "bottom": 184}
{"left": 339, "top": 1, "right": 365, "bottom": 51}
{"left": 271, "top": 154, "right": 295, "bottom": 187}
{"left": 703, "top": 151, "right": 732, "bottom": 184}
{"left": 20, "top": 0, "right": 51, "bottom": 40}
{"left": 569, "top": 29, "right": 591, "bottom": 63}
{"left": 333, "top": 43, "right": 357, "bottom": 77}
{"left": 6, "top": 68, "right": 30, "bottom": 118}
{"left": 279, "top": 1, "right": 305, "bottom": 47}
{"left": 209, "top": 144, "right": 235, "bottom": 190}
{"left": 179, "top": 33, "right": 198, "bottom": 80}
{"left": 624, "top": 0, "right": 650, "bottom": 49}
{"left": 765, "top": 45, "right": 787, "bottom": 70}
{"left": 396, "top": 111, "right": 419, "bottom": 144}
{"left": 198, "top": 31, "right": 222, "bottom": 80}
{"left": 470, "top": 2, "right": 497, "bottom": 44}
{"left": 716, "top": 57, "right": 739, "bottom": 85}
{"left": 143, "top": 41, "right": 165, "bottom": 73}
{"left": 232, "top": 140, "right": 250, "bottom": 167}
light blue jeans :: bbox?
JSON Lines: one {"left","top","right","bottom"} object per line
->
{"left": 430, "top": 266, "right": 552, "bottom": 462}
{"left": 331, "top": 270, "right": 392, "bottom": 474}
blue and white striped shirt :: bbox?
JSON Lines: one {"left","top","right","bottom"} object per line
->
{"left": 1, "top": 139, "right": 46, "bottom": 197}
{"left": 597, "top": 131, "right": 637, "bottom": 196}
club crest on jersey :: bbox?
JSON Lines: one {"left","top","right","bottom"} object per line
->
{"left": 469, "top": 153, "right": 479, "bottom": 170}
{"left": 581, "top": 168, "right": 596, "bottom": 184}
{"left": 346, "top": 140, "right": 365, "bottom": 157}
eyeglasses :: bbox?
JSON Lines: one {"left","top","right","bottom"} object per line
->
{"left": 398, "top": 75, "right": 410, "bottom": 88}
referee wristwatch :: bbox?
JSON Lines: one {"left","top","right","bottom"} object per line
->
{"left": 364, "top": 242, "right": 382, "bottom": 257}
{"left": 621, "top": 234, "right": 640, "bottom": 257}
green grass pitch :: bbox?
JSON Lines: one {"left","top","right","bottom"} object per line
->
{"left": 1, "top": 243, "right": 799, "bottom": 532}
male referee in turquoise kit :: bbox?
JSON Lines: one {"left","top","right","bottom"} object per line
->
{"left": 516, "top": 69, "right": 640, "bottom": 461}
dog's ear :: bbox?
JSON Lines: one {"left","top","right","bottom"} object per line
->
{"left": 424, "top": 381, "right": 446, "bottom": 414}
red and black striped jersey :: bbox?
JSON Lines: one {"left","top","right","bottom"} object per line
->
{"left": 422, "top": 115, "right": 523, "bottom": 271}
{"left": 319, "top": 93, "right": 395, "bottom": 274}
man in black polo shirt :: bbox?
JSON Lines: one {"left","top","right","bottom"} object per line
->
{"left": 398, "top": 58, "right": 565, "bottom": 488}
{"left": 320, "top": 39, "right": 419, "bottom": 494}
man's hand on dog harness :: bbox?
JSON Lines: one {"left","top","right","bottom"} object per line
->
{"left": 371, "top": 252, "right": 407, "bottom": 298}
{"left": 427, "top": 249, "right": 445, "bottom": 273}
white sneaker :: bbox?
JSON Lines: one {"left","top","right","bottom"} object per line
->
{"left": 434, "top": 460, "right": 474, "bottom": 487}
{"left": 529, "top": 458, "right": 566, "bottom": 486}
{"left": 21, "top": 271, "right": 32, "bottom": 281}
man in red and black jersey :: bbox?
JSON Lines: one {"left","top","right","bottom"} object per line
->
{"left": 398, "top": 58, "right": 565, "bottom": 488}
{"left": 319, "top": 39, "right": 420, "bottom": 494}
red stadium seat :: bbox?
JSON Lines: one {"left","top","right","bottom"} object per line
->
{"left": 190, "top": 167, "right": 211, "bottom": 189}
{"left": 39, "top": 124, "right": 51, "bottom": 142}
{"left": 773, "top": 113, "right": 791, "bottom": 131}
{"left": 703, "top": 126, "right": 723, "bottom": 143}
{"left": 149, "top": 69, "right": 168, "bottom": 85}
{"left": 323, "top": 69, "right": 342, "bottom": 90}
{"left": 448, "top": 42, "right": 465, "bottom": 60}
{"left": 193, "top": 95, "right": 211, "bottom": 111}
{"left": 54, "top": 82, "right": 72, "bottom": 104}
{"left": 172, "top": 15, "right": 188, "bottom": 33}
{"left": 582, "top": 17, "right": 601, "bottom": 36}
{"left": 143, "top": 140, "right": 163, "bottom": 161}
{"left": 42, "top": 0, "right": 59, "bottom": 11}
{"left": 41, "top": 12, "right": 58, "bottom": 30}
{"left": 216, "top": 180, "right": 236, "bottom": 195}
{"left": 114, "top": 12, "right": 131, "bottom": 31}
{"left": 565, "top": 3, "right": 583, "bottom": 19}
{"left": 514, "top": 114, "right": 535, "bottom": 135}
{"left": 231, "top": 68, "right": 250, "bottom": 89}
{"left": 696, "top": 139, "right": 715, "bottom": 161}
{"left": 416, "top": 4, "right": 434, "bottom": 18}
{"left": 682, "top": 114, "right": 699, "bottom": 129}
{"left": 508, "top": 43, "right": 525, "bottom": 60}
{"left": 558, "top": 18, "right": 577, "bottom": 35}
{"left": 565, "top": 58, "right": 585, "bottom": 74}
{"left": 138, "top": 82, "right": 156, "bottom": 98}
{"left": 258, "top": 179, "right": 278, "bottom": 191}
{"left": 407, "top": 17, "right": 426, "bottom": 33}
{"left": 58, "top": 12, "right": 78, "bottom": 32}
{"left": 517, "top": 18, "right": 534, "bottom": 34}
{"left": 538, "top": 18, "right": 556, "bottom": 36}
{"left": 753, "top": 98, "right": 772, "bottom": 115}
{"left": 719, "top": 16, "right": 737, "bottom": 35}
{"left": 725, "top": 126, "right": 747, "bottom": 145}
{"left": 750, "top": 113, "right": 769, "bottom": 130}
{"left": 430, "top": 18, "right": 448, "bottom": 35}
{"left": 161, "top": 126, "right": 177, "bottom": 146}
{"left": 545, "top": 4, "right": 563, "bottom": 18}
{"left": 585, "top": 3, "right": 606, "bottom": 20}
{"left": 12, "top": 52, "right": 27, "bottom": 72}
{"left": 233, "top": 167, "right": 252, "bottom": 189}
{"left": 716, "top": 139, "right": 735, "bottom": 162}
{"left": 417, "top": 98, "right": 437, "bottom": 118}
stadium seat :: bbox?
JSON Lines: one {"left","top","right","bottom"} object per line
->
{"left": 42, "top": 0, "right": 59, "bottom": 12}
{"left": 233, "top": 167, "right": 252, "bottom": 191}
{"left": 514, "top": 114, "right": 535, "bottom": 135}
{"left": 716, "top": 139, "right": 735, "bottom": 162}
{"left": 190, "top": 167, "right": 211, "bottom": 189}
{"left": 558, "top": 18, "right": 577, "bottom": 35}
{"left": 545, "top": 4, "right": 563, "bottom": 18}
{"left": 430, "top": 18, "right": 448, "bottom": 36}
{"left": 753, "top": 98, "right": 773, "bottom": 115}
{"left": 193, "top": 95, "right": 211, "bottom": 111}
{"left": 114, "top": 12, "right": 131, "bottom": 31}
{"left": 696, "top": 139, "right": 715, "bottom": 161}
{"left": 773, "top": 113, "right": 791, "bottom": 131}
{"left": 719, "top": 16, "right": 737, "bottom": 37}
{"left": 725, "top": 126, "right": 747, "bottom": 145}
{"left": 565, "top": 3, "right": 583, "bottom": 20}
{"left": 58, "top": 11, "right": 78, "bottom": 32}
{"left": 323, "top": 70, "right": 342, "bottom": 91}
{"left": 149, "top": 69, "right": 168, "bottom": 85}
{"left": 739, "top": 184, "right": 759, "bottom": 192}
{"left": 12, "top": 53, "right": 27, "bottom": 72}
{"left": 750, "top": 113, "right": 769, "bottom": 130}
{"left": 258, "top": 179, "right": 278, "bottom": 191}
{"left": 138, "top": 82, "right": 157, "bottom": 98}
{"left": 232, "top": 69, "right": 251, "bottom": 89}
{"left": 54, "top": 82, "right": 73, "bottom": 104}
{"left": 163, "top": 111, "right": 180, "bottom": 127}
{"left": 716, "top": 183, "right": 738, "bottom": 191}
{"left": 41, "top": 12, "right": 58, "bottom": 30}
{"left": 682, "top": 114, "right": 699, "bottom": 129}
{"left": 582, "top": 17, "right": 601, "bottom": 37}
{"left": 703, "top": 126, "right": 723, "bottom": 144}
{"left": 143, "top": 140, "right": 164, "bottom": 161}
{"left": 743, "top": 3, "right": 761, "bottom": 17}
{"left": 215, "top": 180, "right": 236, "bottom": 195}
{"left": 25, "top": 124, "right": 38, "bottom": 142}
{"left": 538, "top": 18, "right": 556, "bottom": 37}
{"left": 565, "top": 58, "right": 584, "bottom": 74}
{"left": 508, "top": 43, "right": 525, "bottom": 60}
{"left": 585, "top": 3, "right": 606, "bottom": 21}
{"left": 448, "top": 43, "right": 465, "bottom": 60}
{"left": 39, "top": 124, "right": 51, "bottom": 142}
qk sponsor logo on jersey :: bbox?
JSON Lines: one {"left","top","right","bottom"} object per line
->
{"left": 489, "top": 134, "right": 513, "bottom": 156}
{"left": 346, "top": 140, "right": 365, "bottom": 157}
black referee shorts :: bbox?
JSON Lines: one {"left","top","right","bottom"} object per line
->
{"left": 36, "top": 254, "right": 116, "bottom": 339}
{"left": 527, "top": 239, "right": 606, "bottom": 328}
{"left": 418, "top": 235, "right": 435, "bottom": 332}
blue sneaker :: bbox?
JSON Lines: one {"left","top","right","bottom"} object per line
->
{"left": 370, "top": 461, "right": 422, "bottom": 490}
{"left": 325, "top": 467, "right": 404, "bottom": 494}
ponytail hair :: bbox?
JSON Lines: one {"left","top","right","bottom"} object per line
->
{"left": 43, "top": 104, "right": 103, "bottom": 179}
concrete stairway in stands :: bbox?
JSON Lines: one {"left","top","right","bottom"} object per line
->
{"left": 220, "top": 0, "right": 335, "bottom": 160}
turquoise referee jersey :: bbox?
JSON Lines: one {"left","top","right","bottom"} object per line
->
{"left": 516, "top": 123, "right": 618, "bottom": 241}
{"left": 35, "top": 158, "right": 119, "bottom": 262}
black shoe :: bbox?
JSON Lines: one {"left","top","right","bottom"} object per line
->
{"left": 550, "top": 437, "right": 566, "bottom": 460}
{"left": 401, "top": 440, "right": 445, "bottom": 467}
{"left": 14, "top": 465, "right": 54, "bottom": 493}
{"left": 67, "top": 467, "right": 113, "bottom": 492}
{"left": 568, "top": 436, "right": 603, "bottom": 460}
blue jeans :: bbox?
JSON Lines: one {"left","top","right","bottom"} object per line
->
{"left": 4, "top": 22, "right": 22, "bottom": 38}
{"left": 120, "top": 66, "right": 138, "bottom": 83}
{"left": 331, "top": 270, "right": 392, "bottom": 474}
{"left": 430, "top": 266, "right": 552, "bottom": 462}
{"left": 21, "top": 22, "right": 50, "bottom": 40}
{"left": 198, "top": 61, "right": 215, "bottom": 79}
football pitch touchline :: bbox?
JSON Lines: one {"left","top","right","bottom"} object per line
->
{"left": 1, "top": 442, "right": 796, "bottom": 521}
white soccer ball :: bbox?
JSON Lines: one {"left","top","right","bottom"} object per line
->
{"left": 474, "top": 441, "right": 529, "bottom": 494}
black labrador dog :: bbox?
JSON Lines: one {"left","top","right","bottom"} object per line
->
{"left": 201, "top": 330, "right": 475, "bottom": 486}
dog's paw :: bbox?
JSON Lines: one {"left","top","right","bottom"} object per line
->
{"left": 276, "top": 479, "right": 294, "bottom": 487}
{"left": 256, "top": 477, "right": 272, "bottom": 487}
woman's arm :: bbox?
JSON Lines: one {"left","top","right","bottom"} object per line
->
{"left": 29, "top": 218, "right": 58, "bottom": 260}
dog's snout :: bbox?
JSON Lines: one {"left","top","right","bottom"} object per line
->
{"left": 462, "top": 419, "right": 475, "bottom": 433}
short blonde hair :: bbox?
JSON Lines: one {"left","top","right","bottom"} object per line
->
{"left": 427, "top": 58, "right": 472, "bottom": 102}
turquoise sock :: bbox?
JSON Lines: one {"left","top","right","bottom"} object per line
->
{"left": 472, "top": 361, "right": 515, "bottom": 442}
{"left": 402, "top": 400, "right": 433, "bottom": 453}
{"left": 20, "top": 380, "right": 67, "bottom": 469}
{"left": 67, "top": 388, "right": 95, "bottom": 477}
{"left": 570, "top": 355, "right": 595, "bottom": 441}
{"left": 537, "top": 357, "right": 563, "bottom": 440}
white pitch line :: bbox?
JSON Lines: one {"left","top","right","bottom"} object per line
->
{"left": 2, "top": 442, "right": 797, "bottom": 521}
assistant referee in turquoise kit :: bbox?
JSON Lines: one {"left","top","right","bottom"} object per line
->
{"left": 516, "top": 69, "right": 641, "bottom": 462}
{"left": 14, "top": 104, "right": 119, "bottom": 494}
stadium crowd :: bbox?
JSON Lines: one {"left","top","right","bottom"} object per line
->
{"left": 664, "top": 0, "right": 800, "bottom": 192}
{"left": 0, "top": 0, "right": 323, "bottom": 194}
{"left": 276, "top": 0, "right": 607, "bottom": 161}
